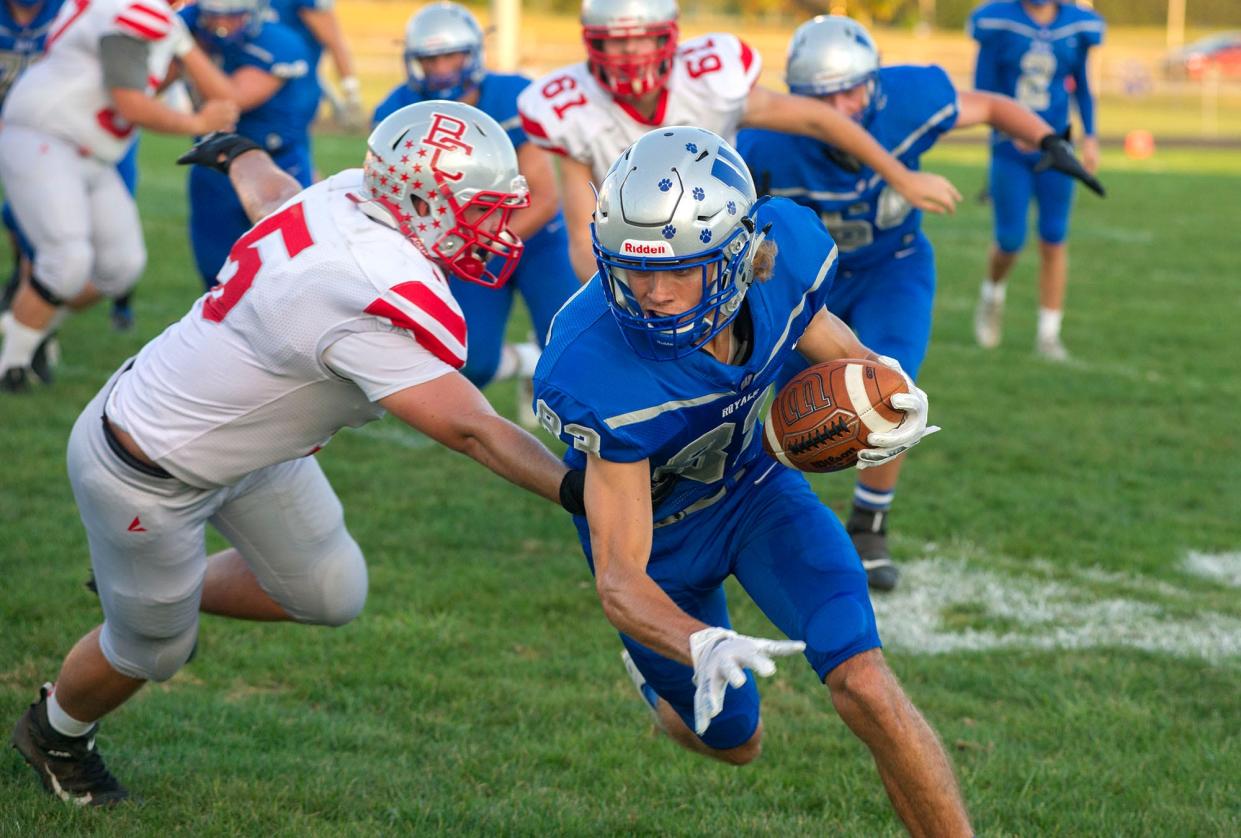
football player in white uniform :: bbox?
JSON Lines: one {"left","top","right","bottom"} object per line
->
{"left": 0, "top": 0, "right": 239, "bottom": 391}
{"left": 10, "top": 102, "right": 575, "bottom": 806}
{"left": 517, "top": 0, "right": 964, "bottom": 280}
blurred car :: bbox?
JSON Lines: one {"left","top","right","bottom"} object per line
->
{"left": 1163, "top": 32, "right": 1241, "bottom": 80}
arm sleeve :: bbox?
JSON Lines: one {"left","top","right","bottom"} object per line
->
{"left": 1072, "top": 58, "right": 1096, "bottom": 136}
{"left": 322, "top": 329, "right": 456, "bottom": 402}
{"left": 972, "top": 37, "right": 1002, "bottom": 93}
{"left": 99, "top": 34, "right": 153, "bottom": 90}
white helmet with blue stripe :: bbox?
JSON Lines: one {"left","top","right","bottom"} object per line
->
{"left": 404, "top": 2, "right": 486, "bottom": 100}
{"left": 592, "top": 126, "right": 766, "bottom": 361}
{"left": 786, "top": 16, "right": 881, "bottom": 119}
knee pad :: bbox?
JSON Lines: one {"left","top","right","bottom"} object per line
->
{"left": 96, "top": 244, "right": 147, "bottom": 297}
{"left": 35, "top": 240, "right": 93, "bottom": 300}
{"left": 298, "top": 537, "right": 368, "bottom": 627}
{"left": 27, "top": 275, "right": 66, "bottom": 306}
{"left": 1037, "top": 217, "right": 1069, "bottom": 246}
{"left": 99, "top": 587, "right": 201, "bottom": 682}
{"left": 995, "top": 226, "right": 1027, "bottom": 255}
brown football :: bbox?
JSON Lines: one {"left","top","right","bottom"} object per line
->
{"left": 762, "top": 359, "right": 909, "bottom": 473}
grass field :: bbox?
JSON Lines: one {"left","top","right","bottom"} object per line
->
{"left": 2, "top": 134, "right": 1240, "bottom": 835}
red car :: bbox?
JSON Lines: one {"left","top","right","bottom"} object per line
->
{"left": 1164, "top": 32, "right": 1241, "bottom": 80}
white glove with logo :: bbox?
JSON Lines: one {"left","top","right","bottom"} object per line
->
{"left": 689, "top": 627, "right": 805, "bottom": 735}
{"left": 858, "top": 355, "right": 940, "bottom": 469}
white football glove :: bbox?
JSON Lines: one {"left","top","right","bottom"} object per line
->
{"left": 689, "top": 627, "right": 805, "bottom": 736}
{"left": 339, "top": 77, "right": 367, "bottom": 132}
{"left": 857, "top": 355, "right": 940, "bottom": 469}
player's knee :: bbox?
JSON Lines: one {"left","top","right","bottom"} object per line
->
{"left": 301, "top": 538, "right": 368, "bottom": 627}
{"left": 38, "top": 240, "right": 93, "bottom": 298}
{"left": 718, "top": 726, "right": 763, "bottom": 766}
{"left": 804, "top": 589, "right": 876, "bottom": 669}
{"left": 460, "top": 355, "right": 499, "bottom": 388}
{"left": 100, "top": 589, "right": 201, "bottom": 682}
{"left": 826, "top": 650, "right": 900, "bottom": 728}
{"left": 995, "top": 226, "right": 1026, "bottom": 254}
{"left": 1038, "top": 221, "right": 1069, "bottom": 246}
{"left": 98, "top": 244, "right": 147, "bottom": 294}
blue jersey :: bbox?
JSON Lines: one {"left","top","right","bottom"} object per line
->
{"left": 0, "top": 0, "right": 63, "bottom": 106}
{"left": 736, "top": 65, "right": 958, "bottom": 271}
{"left": 183, "top": 7, "right": 319, "bottom": 153}
{"left": 372, "top": 72, "right": 531, "bottom": 151}
{"left": 969, "top": 0, "right": 1104, "bottom": 136}
{"left": 263, "top": 0, "right": 328, "bottom": 66}
{"left": 535, "top": 198, "right": 838, "bottom": 523}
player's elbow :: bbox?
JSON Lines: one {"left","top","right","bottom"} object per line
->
{"left": 594, "top": 567, "right": 638, "bottom": 631}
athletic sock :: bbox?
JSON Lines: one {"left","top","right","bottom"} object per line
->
{"left": 980, "top": 279, "right": 1006, "bottom": 304}
{"left": 494, "top": 341, "right": 541, "bottom": 381}
{"left": 853, "top": 481, "right": 895, "bottom": 514}
{"left": 1037, "top": 307, "right": 1063, "bottom": 343}
{"left": 0, "top": 313, "right": 48, "bottom": 373}
{"left": 46, "top": 688, "right": 95, "bottom": 737}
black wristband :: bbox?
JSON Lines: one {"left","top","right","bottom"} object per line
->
{"left": 559, "top": 469, "right": 586, "bottom": 516}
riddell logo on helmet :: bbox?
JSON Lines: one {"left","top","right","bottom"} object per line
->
{"left": 621, "top": 239, "right": 674, "bottom": 256}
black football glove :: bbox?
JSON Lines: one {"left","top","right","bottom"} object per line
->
{"left": 176, "top": 132, "right": 264, "bottom": 175}
{"left": 1035, "top": 132, "right": 1105, "bottom": 197}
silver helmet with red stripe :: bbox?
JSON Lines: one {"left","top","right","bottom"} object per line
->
{"left": 359, "top": 101, "right": 530, "bottom": 287}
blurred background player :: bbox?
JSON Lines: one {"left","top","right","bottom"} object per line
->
{"left": 0, "top": 0, "right": 139, "bottom": 335}
{"left": 182, "top": 0, "right": 319, "bottom": 288}
{"left": 517, "top": 0, "right": 963, "bottom": 285}
{"left": 969, "top": 0, "right": 1105, "bottom": 361}
{"left": 0, "top": 0, "right": 238, "bottom": 392}
{"left": 374, "top": 2, "right": 576, "bottom": 422}
{"left": 263, "top": 0, "right": 362, "bottom": 130}
{"left": 739, "top": 16, "right": 1102, "bottom": 591}
{"left": 9, "top": 103, "right": 575, "bottom": 806}
{"left": 533, "top": 127, "right": 967, "bottom": 835}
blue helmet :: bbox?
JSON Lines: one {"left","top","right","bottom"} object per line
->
{"left": 196, "top": 0, "right": 263, "bottom": 47}
{"left": 404, "top": 2, "right": 486, "bottom": 101}
{"left": 592, "top": 127, "right": 766, "bottom": 361}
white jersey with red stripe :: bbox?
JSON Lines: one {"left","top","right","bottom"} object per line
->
{"left": 1, "top": 0, "right": 182, "bottom": 162}
{"left": 106, "top": 169, "right": 468, "bottom": 489}
{"left": 517, "top": 33, "right": 760, "bottom": 183}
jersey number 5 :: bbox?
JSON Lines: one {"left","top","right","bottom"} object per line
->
{"left": 202, "top": 203, "right": 315, "bottom": 322}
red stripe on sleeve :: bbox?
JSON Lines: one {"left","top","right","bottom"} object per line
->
{"left": 126, "top": 1, "right": 172, "bottom": 24}
{"left": 388, "top": 281, "right": 466, "bottom": 345}
{"left": 738, "top": 39, "right": 755, "bottom": 73}
{"left": 519, "top": 112, "right": 549, "bottom": 140}
{"left": 364, "top": 299, "right": 465, "bottom": 370}
{"left": 115, "top": 14, "right": 168, "bottom": 40}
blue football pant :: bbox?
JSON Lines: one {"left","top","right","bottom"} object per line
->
{"left": 989, "top": 140, "right": 1076, "bottom": 252}
{"left": 574, "top": 464, "right": 880, "bottom": 750}
{"left": 449, "top": 216, "right": 578, "bottom": 387}
{"left": 188, "top": 143, "right": 313, "bottom": 288}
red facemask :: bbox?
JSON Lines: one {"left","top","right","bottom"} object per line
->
{"left": 583, "top": 21, "right": 679, "bottom": 99}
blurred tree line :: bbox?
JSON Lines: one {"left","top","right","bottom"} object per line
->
{"left": 522, "top": 0, "right": 1241, "bottom": 29}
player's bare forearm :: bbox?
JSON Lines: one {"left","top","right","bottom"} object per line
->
{"left": 827, "top": 651, "right": 972, "bottom": 837}
{"left": 180, "top": 46, "right": 235, "bottom": 102}
{"left": 795, "top": 306, "right": 872, "bottom": 364}
{"left": 586, "top": 457, "right": 707, "bottom": 662}
{"left": 228, "top": 152, "right": 301, "bottom": 223}
{"left": 111, "top": 88, "right": 198, "bottom": 134}
{"left": 957, "top": 89, "right": 1053, "bottom": 146}
{"left": 557, "top": 155, "right": 600, "bottom": 282}
{"left": 456, "top": 413, "right": 568, "bottom": 504}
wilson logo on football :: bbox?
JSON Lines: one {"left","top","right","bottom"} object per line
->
{"left": 620, "top": 240, "right": 674, "bottom": 256}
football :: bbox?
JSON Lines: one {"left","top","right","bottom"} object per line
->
{"left": 762, "top": 359, "right": 908, "bottom": 473}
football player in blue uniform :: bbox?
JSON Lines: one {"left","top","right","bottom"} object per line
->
{"left": 262, "top": 0, "right": 360, "bottom": 129}
{"left": 374, "top": 2, "right": 577, "bottom": 410}
{"left": 969, "top": 0, "right": 1105, "bottom": 360}
{"left": 737, "top": 16, "right": 1101, "bottom": 591}
{"left": 533, "top": 126, "right": 971, "bottom": 834}
{"left": 183, "top": 0, "right": 319, "bottom": 288}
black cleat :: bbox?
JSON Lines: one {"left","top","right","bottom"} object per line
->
{"left": 1, "top": 366, "right": 31, "bottom": 393}
{"left": 10, "top": 685, "right": 129, "bottom": 807}
{"left": 847, "top": 506, "right": 900, "bottom": 592}
{"left": 30, "top": 334, "right": 59, "bottom": 385}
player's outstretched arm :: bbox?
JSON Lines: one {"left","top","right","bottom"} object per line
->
{"left": 379, "top": 372, "right": 568, "bottom": 504}
{"left": 177, "top": 134, "right": 302, "bottom": 222}
{"left": 300, "top": 8, "right": 364, "bottom": 130}
{"left": 509, "top": 142, "right": 561, "bottom": 242}
{"left": 742, "top": 85, "right": 961, "bottom": 215}
{"left": 559, "top": 156, "right": 603, "bottom": 283}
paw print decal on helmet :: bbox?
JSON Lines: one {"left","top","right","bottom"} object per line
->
{"left": 657, "top": 178, "right": 672, "bottom": 192}
{"left": 685, "top": 142, "right": 698, "bottom": 153}
{"left": 662, "top": 224, "right": 676, "bottom": 239}
{"left": 727, "top": 201, "right": 736, "bottom": 215}
{"left": 699, "top": 229, "right": 712, "bottom": 244}
{"left": 692, "top": 187, "right": 705, "bottom": 200}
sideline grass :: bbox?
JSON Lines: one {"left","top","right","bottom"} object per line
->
{"left": 1, "top": 135, "right": 1238, "bottom": 834}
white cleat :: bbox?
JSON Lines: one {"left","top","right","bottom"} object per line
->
{"left": 974, "top": 293, "right": 1004, "bottom": 349}
{"left": 1035, "top": 336, "right": 1070, "bottom": 362}
{"left": 515, "top": 375, "right": 539, "bottom": 430}
{"left": 621, "top": 649, "right": 660, "bottom": 714}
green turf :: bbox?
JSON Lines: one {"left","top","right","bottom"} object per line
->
{"left": 1, "top": 134, "right": 1238, "bottom": 835}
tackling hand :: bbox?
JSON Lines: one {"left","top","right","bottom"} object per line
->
{"left": 858, "top": 355, "right": 940, "bottom": 469}
{"left": 892, "top": 170, "right": 962, "bottom": 215}
{"left": 177, "top": 132, "right": 263, "bottom": 175}
{"left": 1035, "top": 133, "right": 1106, "bottom": 197}
{"left": 689, "top": 627, "right": 804, "bottom": 735}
